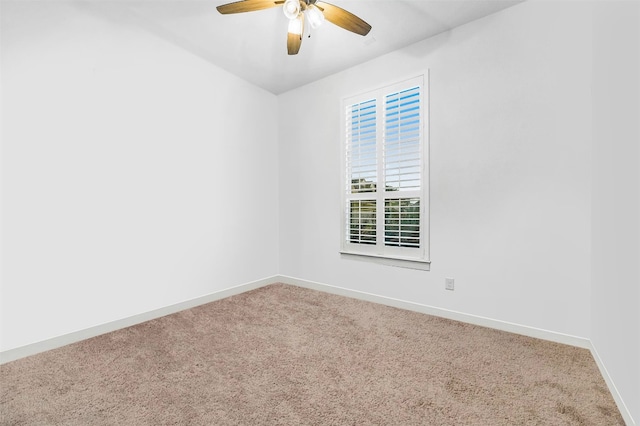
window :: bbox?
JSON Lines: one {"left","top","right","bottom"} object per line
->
{"left": 340, "top": 74, "right": 429, "bottom": 269}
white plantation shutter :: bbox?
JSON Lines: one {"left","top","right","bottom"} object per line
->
{"left": 345, "top": 99, "right": 378, "bottom": 248}
{"left": 383, "top": 86, "right": 422, "bottom": 249}
{"left": 341, "top": 74, "right": 429, "bottom": 265}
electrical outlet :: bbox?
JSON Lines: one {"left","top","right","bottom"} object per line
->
{"left": 445, "top": 278, "right": 455, "bottom": 291}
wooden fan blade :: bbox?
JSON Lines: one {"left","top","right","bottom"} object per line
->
{"left": 287, "top": 33, "right": 302, "bottom": 55}
{"left": 217, "top": 0, "right": 280, "bottom": 14}
{"left": 315, "top": 1, "right": 371, "bottom": 36}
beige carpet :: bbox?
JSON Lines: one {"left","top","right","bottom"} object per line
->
{"left": 0, "top": 283, "right": 624, "bottom": 425}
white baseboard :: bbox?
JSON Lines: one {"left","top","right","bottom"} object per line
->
{"left": 1, "top": 273, "right": 634, "bottom": 425}
{"left": 3, "top": 273, "right": 591, "bottom": 364}
{"left": 0, "top": 275, "right": 277, "bottom": 365}
{"left": 278, "top": 275, "right": 635, "bottom": 425}
{"left": 589, "top": 342, "right": 636, "bottom": 426}
{"left": 278, "top": 275, "right": 591, "bottom": 349}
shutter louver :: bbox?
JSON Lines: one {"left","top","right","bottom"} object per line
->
{"left": 346, "top": 99, "right": 377, "bottom": 194}
{"left": 349, "top": 199, "right": 377, "bottom": 245}
{"left": 384, "top": 86, "right": 421, "bottom": 192}
{"left": 384, "top": 198, "right": 420, "bottom": 247}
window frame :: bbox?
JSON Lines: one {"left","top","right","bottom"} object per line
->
{"left": 339, "top": 73, "right": 430, "bottom": 270}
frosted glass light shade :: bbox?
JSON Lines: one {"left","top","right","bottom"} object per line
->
{"left": 283, "top": 0, "right": 300, "bottom": 20}
{"left": 306, "top": 4, "right": 325, "bottom": 29}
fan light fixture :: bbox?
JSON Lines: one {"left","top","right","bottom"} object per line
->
{"left": 216, "top": 0, "right": 372, "bottom": 56}
{"left": 284, "top": 0, "right": 324, "bottom": 33}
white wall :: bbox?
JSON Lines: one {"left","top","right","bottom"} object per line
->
{"left": 591, "top": 1, "right": 639, "bottom": 423}
{"left": 279, "top": 1, "right": 592, "bottom": 338}
{"left": 0, "top": 1, "right": 279, "bottom": 352}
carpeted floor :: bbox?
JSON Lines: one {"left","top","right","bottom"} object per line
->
{"left": 0, "top": 283, "right": 625, "bottom": 425}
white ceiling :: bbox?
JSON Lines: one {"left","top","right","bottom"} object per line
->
{"left": 116, "top": 0, "right": 523, "bottom": 94}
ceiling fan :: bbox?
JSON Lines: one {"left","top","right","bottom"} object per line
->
{"left": 216, "top": 0, "right": 372, "bottom": 55}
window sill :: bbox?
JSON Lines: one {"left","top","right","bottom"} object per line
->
{"left": 339, "top": 251, "right": 431, "bottom": 271}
